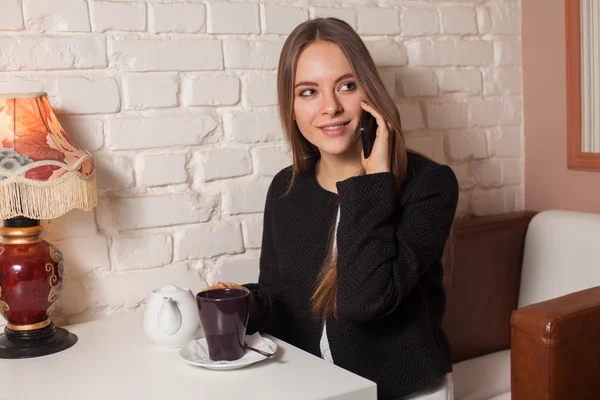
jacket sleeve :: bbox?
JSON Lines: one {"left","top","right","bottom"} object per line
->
{"left": 334, "top": 164, "right": 459, "bottom": 324}
{"left": 243, "top": 179, "right": 287, "bottom": 336}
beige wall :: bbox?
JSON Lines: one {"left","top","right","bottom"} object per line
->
{"left": 524, "top": 0, "right": 600, "bottom": 213}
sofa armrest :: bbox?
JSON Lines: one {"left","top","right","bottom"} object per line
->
{"left": 510, "top": 286, "right": 600, "bottom": 400}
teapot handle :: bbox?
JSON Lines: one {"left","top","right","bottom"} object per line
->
{"left": 157, "top": 297, "right": 182, "bottom": 335}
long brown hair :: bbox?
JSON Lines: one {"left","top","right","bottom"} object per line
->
{"left": 276, "top": 18, "right": 424, "bottom": 319}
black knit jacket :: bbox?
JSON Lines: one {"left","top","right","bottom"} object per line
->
{"left": 244, "top": 152, "right": 459, "bottom": 400}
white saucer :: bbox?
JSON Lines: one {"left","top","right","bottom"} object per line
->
{"left": 179, "top": 333, "right": 277, "bottom": 371}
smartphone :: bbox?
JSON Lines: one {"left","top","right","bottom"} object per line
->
{"left": 359, "top": 110, "right": 378, "bottom": 159}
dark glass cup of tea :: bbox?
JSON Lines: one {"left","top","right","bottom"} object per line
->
{"left": 196, "top": 288, "right": 250, "bottom": 361}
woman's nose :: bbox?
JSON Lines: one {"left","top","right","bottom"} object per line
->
{"left": 320, "top": 93, "right": 343, "bottom": 116}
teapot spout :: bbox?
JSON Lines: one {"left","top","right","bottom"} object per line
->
{"left": 157, "top": 297, "right": 182, "bottom": 336}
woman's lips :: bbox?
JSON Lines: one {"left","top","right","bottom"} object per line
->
{"left": 318, "top": 121, "right": 351, "bottom": 137}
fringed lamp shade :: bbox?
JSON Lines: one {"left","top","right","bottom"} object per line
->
{"left": 0, "top": 92, "right": 97, "bottom": 359}
{"left": 0, "top": 92, "right": 97, "bottom": 220}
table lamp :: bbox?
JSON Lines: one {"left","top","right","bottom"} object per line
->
{"left": 0, "top": 92, "right": 97, "bottom": 358}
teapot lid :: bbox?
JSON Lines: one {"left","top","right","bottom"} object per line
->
{"left": 153, "top": 284, "right": 188, "bottom": 294}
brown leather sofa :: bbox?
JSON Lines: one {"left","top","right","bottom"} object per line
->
{"left": 443, "top": 211, "right": 600, "bottom": 400}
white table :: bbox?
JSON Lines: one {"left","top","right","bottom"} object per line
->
{"left": 0, "top": 312, "right": 376, "bottom": 400}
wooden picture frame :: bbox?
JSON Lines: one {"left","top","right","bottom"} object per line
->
{"left": 566, "top": 0, "right": 600, "bottom": 171}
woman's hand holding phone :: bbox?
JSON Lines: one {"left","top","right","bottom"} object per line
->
{"left": 360, "top": 101, "right": 392, "bottom": 174}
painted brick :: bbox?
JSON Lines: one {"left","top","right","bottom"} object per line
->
{"left": 110, "top": 38, "right": 223, "bottom": 71}
{"left": 365, "top": 40, "right": 408, "bottom": 67}
{"left": 264, "top": 5, "right": 308, "bottom": 34}
{"left": 106, "top": 116, "right": 218, "bottom": 150}
{"left": 397, "top": 68, "right": 438, "bottom": 97}
{"left": 182, "top": 74, "right": 240, "bottom": 106}
{"left": 251, "top": 146, "right": 292, "bottom": 176}
{"left": 0, "top": 0, "right": 24, "bottom": 30}
{"left": 223, "top": 39, "right": 284, "bottom": 70}
{"left": 150, "top": 3, "right": 206, "bottom": 33}
{"left": 208, "top": 2, "right": 259, "bottom": 34}
{"left": 175, "top": 221, "right": 244, "bottom": 260}
{"left": 313, "top": 8, "right": 355, "bottom": 29}
{"left": 357, "top": 8, "right": 400, "bottom": 35}
{"left": 136, "top": 153, "right": 188, "bottom": 187}
{"left": 223, "top": 110, "right": 283, "bottom": 144}
{"left": 24, "top": 0, "right": 90, "bottom": 32}
{"left": 243, "top": 73, "right": 278, "bottom": 107}
{"left": 91, "top": 1, "right": 145, "bottom": 32}
{"left": 194, "top": 148, "right": 252, "bottom": 182}
{"left": 55, "top": 76, "right": 120, "bottom": 114}
{"left": 0, "top": 36, "right": 106, "bottom": 71}
{"left": 425, "top": 102, "right": 468, "bottom": 130}
{"left": 112, "top": 234, "right": 173, "bottom": 271}
{"left": 440, "top": 7, "right": 477, "bottom": 35}
{"left": 108, "top": 193, "right": 217, "bottom": 231}
{"left": 123, "top": 74, "right": 178, "bottom": 110}
{"left": 402, "top": 9, "right": 439, "bottom": 36}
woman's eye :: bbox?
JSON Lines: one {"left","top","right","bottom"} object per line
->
{"left": 340, "top": 82, "right": 357, "bottom": 91}
{"left": 299, "top": 89, "right": 316, "bottom": 97}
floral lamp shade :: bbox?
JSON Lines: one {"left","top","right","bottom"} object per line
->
{"left": 0, "top": 92, "right": 97, "bottom": 220}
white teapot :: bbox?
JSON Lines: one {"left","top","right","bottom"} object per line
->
{"left": 143, "top": 284, "right": 201, "bottom": 348}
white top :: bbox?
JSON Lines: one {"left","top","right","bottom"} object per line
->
{"left": 320, "top": 206, "right": 340, "bottom": 364}
{"left": 0, "top": 311, "right": 376, "bottom": 400}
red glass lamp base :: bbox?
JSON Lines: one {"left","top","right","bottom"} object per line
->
{"left": 0, "top": 217, "right": 75, "bottom": 358}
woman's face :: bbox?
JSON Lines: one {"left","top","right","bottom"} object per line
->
{"left": 293, "top": 41, "right": 365, "bottom": 158}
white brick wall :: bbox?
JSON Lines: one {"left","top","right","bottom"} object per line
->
{"left": 0, "top": 0, "right": 523, "bottom": 321}
{"left": 402, "top": 9, "right": 439, "bottom": 36}
{"left": 136, "top": 153, "right": 188, "bottom": 187}
{"left": 106, "top": 116, "right": 218, "bottom": 150}
{"left": 91, "top": 2, "right": 146, "bottom": 32}
{"left": 223, "top": 110, "right": 283, "bottom": 143}
{"left": 251, "top": 145, "right": 292, "bottom": 176}
{"left": 123, "top": 74, "right": 178, "bottom": 110}
{"left": 223, "top": 39, "right": 284, "bottom": 70}
{"left": 193, "top": 148, "right": 252, "bottom": 182}
{"left": 175, "top": 221, "right": 244, "bottom": 260}
{"left": 93, "top": 153, "right": 135, "bottom": 190}
{"left": 182, "top": 74, "right": 240, "bottom": 106}
{"left": 365, "top": 41, "right": 408, "bottom": 67}
{"left": 357, "top": 8, "right": 400, "bottom": 35}
{"left": 58, "top": 116, "right": 104, "bottom": 152}
{"left": 263, "top": 5, "right": 308, "bottom": 34}
{"left": 208, "top": 2, "right": 260, "bottom": 34}
{"left": 109, "top": 38, "right": 223, "bottom": 71}
{"left": 243, "top": 73, "right": 278, "bottom": 106}
{"left": 241, "top": 215, "right": 264, "bottom": 249}
{"left": 397, "top": 68, "right": 438, "bottom": 97}
{"left": 0, "top": 37, "right": 107, "bottom": 71}
{"left": 397, "top": 103, "right": 425, "bottom": 132}
{"left": 55, "top": 76, "right": 121, "bottom": 114}
{"left": 112, "top": 234, "right": 173, "bottom": 271}
{"left": 24, "top": 0, "right": 90, "bottom": 32}
{"left": 312, "top": 7, "right": 355, "bottom": 29}
{"left": 149, "top": 3, "right": 206, "bottom": 34}
{"left": 437, "top": 69, "right": 482, "bottom": 95}
{"left": 440, "top": 7, "right": 477, "bottom": 35}
{"left": 0, "top": 0, "right": 24, "bottom": 30}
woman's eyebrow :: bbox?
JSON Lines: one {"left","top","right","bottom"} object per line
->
{"left": 294, "top": 73, "right": 354, "bottom": 89}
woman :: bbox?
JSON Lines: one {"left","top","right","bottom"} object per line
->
{"left": 206, "top": 17, "right": 459, "bottom": 400}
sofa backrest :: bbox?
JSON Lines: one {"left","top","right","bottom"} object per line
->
{"left": 518, "top": 210, "right": 600, "bottom": 308}
{"left": 443, "top": 211, "right": 535, "bottom": 363}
